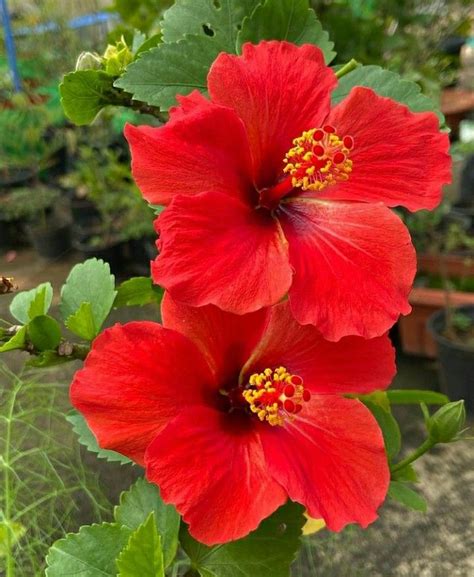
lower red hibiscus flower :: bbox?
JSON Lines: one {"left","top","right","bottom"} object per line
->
{"left": 71, "top": 296, "right": 395, "bottom": 545}
{"left": 125, "top": 41, "right": 451, "bottom": 341}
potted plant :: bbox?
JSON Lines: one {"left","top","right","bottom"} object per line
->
{"left": 62, "top": 145, "right": 154, "bottom": 274}
{"left": 0, "top": 92, "right": 65, "bottom": 187}
{"left": 0, "top": 186, "right": 72, "bottom": 258}
{"left": 399, "top": 202, "right": 474, "bottom": 356}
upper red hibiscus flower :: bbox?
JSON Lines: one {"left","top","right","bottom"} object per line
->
{"left": 125, "top": 41, "right": 451, "bottom": 341}
{"left": 71, "top": 295, "right": 395, "bottom": 545}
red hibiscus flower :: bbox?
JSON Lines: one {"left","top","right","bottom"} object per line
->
{"left": 125, "top": 41, "right": 451, "bottom": 341}
{"left": 71, "top": 296, "right": 395, "bottom": 545}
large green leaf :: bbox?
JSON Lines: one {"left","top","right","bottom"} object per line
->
{"left": 117, "top": 513, "right": 164, "bottom": 577}
{"left": 364, "top": 400, "right": 401, "bottom": 460}
{"left": 67, "top": 411, "right": 133, "bottom": 465}
{"left": 386, "top": 389, "right": 449, "bottom": 405}
{"left": 115, "top": 478, "right": 180, "bottom": 569}
{"left": 9, "top": 282, "right": 53, "bottom": 324}
{"left": 45, "top": 523, "right": 131, "bottom": 577}
{"left": 161, "top": 0, "right": 262, "bottom": 52}
{"left": 27, "top": 315, "right": 62, "bottom": 351}
{"left": 114, "top": 277, "right": 164, "bottom": 307}
{"left": 65, "top": 301, "right": 97, "bottom": 341}
{"left": 60, "top": 258, "right": 116, "bottom": 338}
{"left": 181, "top": 502, "right": 305, "bottom": 577}
{"left": 60, "top": 70, "right": 116, "bottom": 126}
{"left": 332, "top": 65, "right": 445, "bottom": 125}
{"left": 388, "top": 481, "right": 427, "bottom": 512}
{"left": 115, "top": 35, "right": 221, "bottom": 109}
{"left": 237, "top": 0, "right": 335, "bottom": 62}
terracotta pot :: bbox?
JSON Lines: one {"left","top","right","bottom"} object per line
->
{"left": 399, "top": 287, "right": 474, "bottom": 357}
{"left": 417, "top": 252, "right": 474, "bottom": 278}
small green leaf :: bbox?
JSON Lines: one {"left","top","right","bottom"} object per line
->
{"left": 27, "top": 315, "right": 62, "bottom": 351}
{"left": 391, "top": 464, "right": 419, "bottom": 483}
{"left": 135, "top": 33, "right": 163, "bottom": 56}
{"left": 114, "top": 277, "right": 164, "bottom": 307}
{"left": 364, "top": 400, "right": 401, "bottom": 460}
{"left": 161, "top": 0, "right": 262, "bottom": 52}
{"left": 115, "top": 35, "right": 221, "bottom": 110}
{"left": 0, "top": 521, "right": 26, "bottom": 557}
{"left": 67, "top": 411, "right": 133, "bottom": 465}
{"left": 237, "top": 0, "right": 335, "bottom": 62}
{"left": 65, "top": 301, "right": 97, "bottom": 341}
{"left": 117, "top": 513, "right": 164, "bottom": 577}
{"left": 115, "top": 478, "right": 179, "bottom": 569}
{"left": 332, "top": 65, "right": 445, "bottom": 125}
{"left": 388, "top": 481, "right": 427, "bottom": 512}
{"left": 60, "top": 70, "right": 116, "bottom": 125}
{"left": 181, "top": 502, "right": 305, "bottom": 577}
{"left": 0, "top": 326, "right": 27, "bottom": 352}
{"left": 9, "top": 282, "right": 53, "bottom": 324}
{"left": 386, "top": 389, "right": 449, "bottom": 405}
{"left": 45, "top": 523, "right": 131, "bottom": 577}
{"left": 60, "top": 258, "right": 116, "bottom": 337}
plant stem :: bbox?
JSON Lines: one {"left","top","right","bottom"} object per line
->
{"left": 391, "top": 438, "right": 435, "bottom": 473}
{"left": 3, "top": 380, "right": 20, "bottom": 577}
{"left": 335, "top": 58, "right": 359, "bottom": 79}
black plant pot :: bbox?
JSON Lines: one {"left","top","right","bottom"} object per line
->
{"left": 70, "top": 197, "right": 101, "bottom": 230}
{"left": 0, "top": 219, "right": 28, "bottom": 249}
{"left": 428, "top": 305, "right": 474, "bottom": 412}
{"left": 27, "top": 222, "right": 72, "bottom": 260}
{"left": 73, "top": 238, "right": 125, "bottom": 276}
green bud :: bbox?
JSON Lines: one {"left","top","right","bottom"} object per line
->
{"left": 75, "top": 51, "right": 103, "bottom": 71}
{"left": 103, "top": 37, "right": 133, "bottom": 76}
{"left": 427, "top": 400, "right": 466, "bottom": 443}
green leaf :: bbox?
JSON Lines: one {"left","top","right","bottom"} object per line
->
{"left": 65, "top": 301, "right": 97, "bottom": 341}
{"left": 181, "top": 502, "right": 305, "bottom": 577}
{"left": 60, "top": 70, "right": 116, "bottom": 126}
{"left": 114, "top": 277, "right": 164, "bottom": 307}
{"left": 135, "top": 33, "right": 163, "bottom": 56}
{"left": 67, "top": 411, "right": 133, "bottom": 465}
{"left": 391, "top": 463, "right": 419, "bottom": 483}
{"left": 161, "top": 0, "right": 262, "bottom": 52}
{"left": 27, "top": 315, "right": 62, "bottom": 351}
{"left": 9, "top": 282, "right": 53, "bottom": 324}
{"left": 45, "top": 523, "right": 131, "bottom": 577}
{"left": 115, "top": 478, "right": 179, "bottom": 569}
{"left": 332, "top": 65, "right": 445, "bottom": 125}
{"left": 386, "top": 389, "right": 449, "bottom": 405}
{"left": 26, "top": 350, "right": 72, "bottom": 368}
{"left": 117, "top": 513, "right": 164, "bottom": 577}
{"left": 388, "top": 481, "right": 427, "bottom": 512}
{"left": 237, "top": 0, "right": 335, "bottom": 62}
{"left": 60, "top": 258, "right": 116, "bottom": 338}
{"left": 0, "top": 326, "right": 27, "bottom": 352}
{"left": 0, "top": 521, "right": 26, "bottom": 557}
{"left": 115, "top": 35, "right": 221, "bottom": 110}
{"left": 364, "top": 400, "right": 401, "bottom": 460}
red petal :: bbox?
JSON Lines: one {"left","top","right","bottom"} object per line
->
{"left": 208, "top": 41, "right": 336, "bottom": 188}
{"left": 261, "top": 396, "right": 389, "bottom": 531}
{"left": 162, "top": 293, "right": 270, "bottom": 386}
{"left": 124, "top": 99, "right": 254, "bottom": 206}
{"left": 243, "top": 301, "right": 395, "bottom": 394}
{"left": 280, "top": 199, "right": 416, "bottom": 340}
{"left": 153, "top": 191, "right": 292, "bottom": 313}
{"left": 70, "top": 322, "right": 215, "bottom": 465}
{"left": 145, "top": 407, "right": 286, "bottom": 545}
{"left": 316, "top": 87, "right": 451, "bottom": 211}
{"left": 168, "top": 90, "right": 210, "bottom": 120}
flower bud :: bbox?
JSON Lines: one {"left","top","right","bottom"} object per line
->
{"left": 427, "top": 400, "right": 466, "bottom": 443}
{"left": 75, "top": 51, "right": 103, "bottom": 71}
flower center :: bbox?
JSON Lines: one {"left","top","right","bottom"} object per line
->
{"left": 243, "top": 366, "right": 311, "bottom": 426}
{"left": 283, "top": 125, "right": 354, "bottom": 192}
